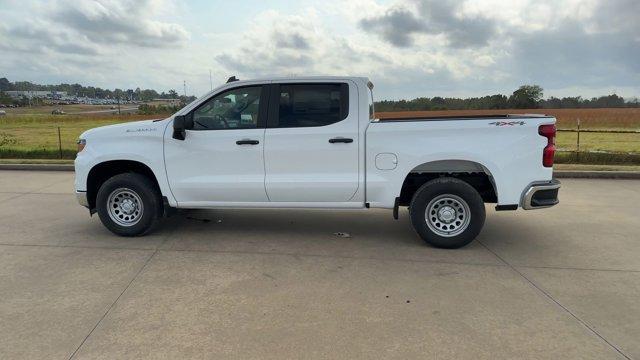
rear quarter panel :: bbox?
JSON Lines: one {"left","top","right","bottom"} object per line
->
{"left": 365, "top": 117, "right": 555, "bottom": 208}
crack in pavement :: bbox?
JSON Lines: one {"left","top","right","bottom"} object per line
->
{"left": 0, "top": 241, "right": 506, "bottom": 268}
{"left": 2, "top": 241, "right": 640, "bottom": 273}
{"left": 66, "top": 231, "right": 174, "bottom": 360}
{"left": 477, "top": 239, "right": 632, "bottom": 360}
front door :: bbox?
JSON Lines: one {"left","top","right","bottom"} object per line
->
{"left": 164, "top": 85, "right": 268, "bottom": 205}
{"left": 264, "top": 82, "right": 359, "bottom": 202}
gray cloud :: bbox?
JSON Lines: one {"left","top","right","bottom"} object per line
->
{"left": 359, "top": 8, "right": 425, "bottom": 47}
{"left": 0, "top": 0, "right": 189, "bottom": 59}
{"left": 590, "top": 0, "right": 640, "bottom": 34}
{"left": 1, "top": 0, "right": 638, "bottom": 100}
{"left": 415, "top": 1, "right": 496, "bottom": 48}
{"left": 359, "top": 0, "right": 496, "bottom": 48}
{"left": 273, "top": 31, "right": 311, "bottom": 50}
{"left": 52, "top": 0, "right": 188, "bottom": 48}
{"left": 213, "top": 13, "right": 320, "bottom": 77}
{"left": 509, "top": 3, "right": 640, "bottom": 90}
{"left": 4, "top": 24, "right": 101, "bottom": 55}
{"left": 216, "top": 51, "right": 313, "bottom": 77}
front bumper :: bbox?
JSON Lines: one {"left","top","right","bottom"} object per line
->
{"left": 76, "top": 190, "right": 89, "bottom": 208}
{"left": 521, "top": 179, "right": 561, "bottom": 210}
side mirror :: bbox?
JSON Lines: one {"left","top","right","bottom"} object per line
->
{"left": 173, "top": 115, "right": 188, "bottom": 140}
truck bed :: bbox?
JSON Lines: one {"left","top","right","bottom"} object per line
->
{"left": 365, "top": 114, "right": 556, "bottom": 208}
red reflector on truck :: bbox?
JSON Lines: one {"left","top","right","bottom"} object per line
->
{"left": 538, "top": 124, "right": 556, "bottom": 167}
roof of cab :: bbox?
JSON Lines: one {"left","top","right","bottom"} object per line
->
{"left": 226, "top": 75, "right": 369, "bottom": 86}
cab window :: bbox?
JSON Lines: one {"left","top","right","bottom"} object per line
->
{"left": 273, "top": 83, "right": 348, "bottom": 128}
{"left": 192, "top": 86, "right": 262, "bottom": 130}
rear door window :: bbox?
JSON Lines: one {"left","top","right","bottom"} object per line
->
{"left": 271, "top": 83, "right": 348, "bottom": 128}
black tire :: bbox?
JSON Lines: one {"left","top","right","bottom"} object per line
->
{"left": 96, "top": 173, "right": 161, "bottom": 236}
{"left": 409, "top": 177, "right": 485, "bottom": 249}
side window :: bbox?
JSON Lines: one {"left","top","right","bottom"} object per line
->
{"left": 276, "top": 84, "right": 348, "bottom": 128}
{"left": 192, "top": 86, "right": 262, "bottom": 130}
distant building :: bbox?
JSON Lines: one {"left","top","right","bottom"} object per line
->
{"left": 152, "top": 98, "right": 181, "bottom": 105}
{"left": 5, "top": 90, "right": 68, "bottom": 99}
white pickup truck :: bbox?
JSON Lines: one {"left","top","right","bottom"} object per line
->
{"left": 75, "top": 76, "right": 560, "bottom": 248}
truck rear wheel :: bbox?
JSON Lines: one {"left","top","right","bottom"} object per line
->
{"left": 96, "top": 173, "right": 161, "bottom": 236}
{"left": 409, "top": 177, "right": 485, "bottom": 249}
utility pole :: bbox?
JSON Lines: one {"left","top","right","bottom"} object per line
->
{"left": 117, "top": 96, "right": 121, "bottom": 115}
{"left": 183, "top": 80, "right": 186, "bottom": 97}
{"left": 209, "top": 70, "right": 213, "bottom": 91}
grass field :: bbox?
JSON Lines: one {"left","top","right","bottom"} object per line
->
{"left": 0, "top": 106, "right": 638, "bottom": 162}
{"left": 0, "top": 113, "right": 165, "bottom": 158}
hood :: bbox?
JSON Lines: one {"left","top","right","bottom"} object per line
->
{"left": 80, "top": 118, "right": 169, "bottom": 140}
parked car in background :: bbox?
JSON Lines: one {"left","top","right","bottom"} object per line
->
{"left": 0, "top": 110, "right": 6, "bottom": 116}
{"left": 51, "top": 108, "right": 65, "bottom": 115}
{"left": 74, "top": 76, "right": 560, "bottom": 249}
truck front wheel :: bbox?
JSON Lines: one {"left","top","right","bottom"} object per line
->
{"left": 96, "top": 173, "right": 161, "bottom": 236}
{"left": 409, "top": 177, "right": 486, "bottom": 249}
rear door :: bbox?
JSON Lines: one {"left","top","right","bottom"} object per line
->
{"left": 264, "top": 82, "right": 359, "bottom": 202}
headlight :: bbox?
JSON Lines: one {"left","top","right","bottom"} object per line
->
{"left": 77, "top": 138, "right": 86, "bottom": 153}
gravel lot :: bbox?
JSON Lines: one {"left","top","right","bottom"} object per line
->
{"left": 1, "top": 171, "right": 638, "bottom": 359}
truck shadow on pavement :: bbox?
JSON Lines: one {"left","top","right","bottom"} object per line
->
{"left": 152, "top": 208, "right": 509, "bottom": 263}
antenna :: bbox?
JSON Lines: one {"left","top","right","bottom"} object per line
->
{"left": 226, "top": 76, "right": 239, "bottom": 83}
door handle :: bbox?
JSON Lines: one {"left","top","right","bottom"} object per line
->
{"left": 328, "top": 137, "right": 353, "bottom": 144}
{"left": 236, "top": 139, "right": 259, "bottom": 145}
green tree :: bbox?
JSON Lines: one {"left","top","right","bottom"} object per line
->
{"left": 0, "top": 78, "right": 13, "bottom": 91}
{"left": 0, "top": 90, "right": 13, "bottom": 104}
{"left": 509, "top": 85, "right": 544, "bottom": 109}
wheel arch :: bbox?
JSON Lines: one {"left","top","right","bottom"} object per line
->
{"left": 398, "top": 159, "right": 498, "bottom": 206}
{"left": 86, "top": 160, "right": 162, "bottom": 210}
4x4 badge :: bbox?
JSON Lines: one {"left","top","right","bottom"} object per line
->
{"left": 489, "top": 121, "right": 525, "bottom": 126}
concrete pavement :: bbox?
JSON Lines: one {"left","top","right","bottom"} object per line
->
{"left": 0, "top": 171, "right": 638, "bottom": 359}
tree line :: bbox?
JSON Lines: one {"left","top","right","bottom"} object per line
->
{"left": 2, "top": 78, "right": 638, "bottom": 110}
{"left": 0, "top": 77, "right": 192, "bottom": 102}
{"left": 375, "top": 85, "right": 639, "bottom": 111}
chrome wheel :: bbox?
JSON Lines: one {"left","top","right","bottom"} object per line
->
{"left": 425, "top": 194, "right": 471, "bottom": 237}
{"left": 107, "top": 188, "right": 144, "bottom": 227}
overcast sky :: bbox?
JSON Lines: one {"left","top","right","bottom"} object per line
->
{"left": 0, "top": 0, "right": 638, "bottom": 100}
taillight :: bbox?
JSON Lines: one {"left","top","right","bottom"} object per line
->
{"left": 538, "top": 124, "right": 556, "bottom": 167}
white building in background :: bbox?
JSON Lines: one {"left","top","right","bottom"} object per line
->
{"left": 152, "top": 98, "right": 181, "bottom": 105}
{"left": 4, "top": 90, "right": 68, "bottom": 99}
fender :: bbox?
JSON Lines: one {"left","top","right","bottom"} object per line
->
{"left": 74, "top": 119, "right": 178, "bottom": 207}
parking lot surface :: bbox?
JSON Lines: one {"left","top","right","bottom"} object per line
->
{"left": 0, "top": 171, "right": 638, "bottom": 359}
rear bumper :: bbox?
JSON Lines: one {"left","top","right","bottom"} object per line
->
{"left": 76, "top": 190, "right": 89, "bottom": 208}
{"left": 521, "top": 179, "right": 561, "bottom": 210}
